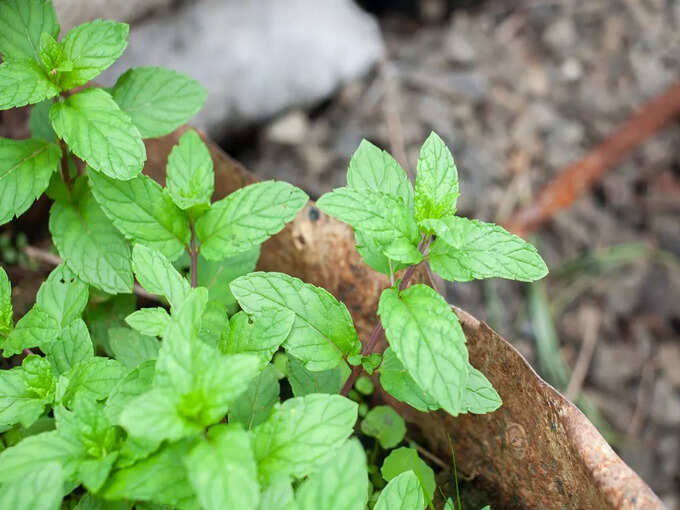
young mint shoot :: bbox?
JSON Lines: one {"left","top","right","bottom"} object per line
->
{"left": 0, "top": 1, "right": 547, "bottom": 508}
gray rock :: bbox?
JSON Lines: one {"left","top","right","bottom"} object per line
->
{"left": 54, "top": 0, "right": 175, "bottom": 30}
{"left": 99, "top": 0, "right": 384, "bottom": 138}
{"left": 651, "top": 379, "right": 680, "bottom": 426}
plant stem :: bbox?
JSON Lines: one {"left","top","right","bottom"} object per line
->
{"left": 340, "top": 237, "right": 432, "bottom": 396}
{"left": 189, "top": 221, "right": 198, "bottom": 288}
{"left": 59, "top": 139, "right": 72, "bottom": 192}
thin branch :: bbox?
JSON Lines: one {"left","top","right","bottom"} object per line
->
{"left": 59, "top": 139, "right": 72, "bottom": 192}
{"left": 564, "top": 305, "right": 601, "bottom": 402}
{"left": 24, "top": 245, "right": 159, "bottom": 301}
{"left": 407, "top": 436, "right": 449, "bottom": 470}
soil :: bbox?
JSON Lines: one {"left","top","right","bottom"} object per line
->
{"left": 234, "top": 0, "right": 680, "bottom": 506}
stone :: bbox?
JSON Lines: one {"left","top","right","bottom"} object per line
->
{"left": 265, "top": 110, "right": 309, "bottom": 146}
{"left": 53, "top": 0, "right": 175, "bottom": 30}
{"left": 99, "top": 0, "right": 384, "bottom": 138}
{"left": 650, "top": 379, "right": 680, "bottom": 426}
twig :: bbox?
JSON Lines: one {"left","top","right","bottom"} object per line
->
{"left": 564, "top": 305, "right": 601, "bottom": 402}
{"left": 24, "top": 245, "right": 159, "bottom": 301}
{"left": 381, "top": 60, "right": 410, "bottom": 177}
{"left": 407, "top": 436, "right": 449, "bottom": 470}
{"left": 59, "top": 139, "right": 72, "bottom": 192}
{"left": 504, "top": 82, "right": 680, "bottom": 237}
{"left": 627, "top": 356, "right": 657, "bottom": 438}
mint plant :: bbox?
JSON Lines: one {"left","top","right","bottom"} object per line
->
{"left": 0, "top": 1, "right": 548, "bottom": 508}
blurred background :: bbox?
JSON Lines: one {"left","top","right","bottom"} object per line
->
{"left": 7, "top": 0, "right": 680, "bottom": 506}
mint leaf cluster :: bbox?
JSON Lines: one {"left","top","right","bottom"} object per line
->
{"left": 0, "top": 2, "right": 547, "bottom": 508}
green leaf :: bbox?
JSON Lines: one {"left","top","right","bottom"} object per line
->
{"left": 383, "top": 238, "right": 422, "bottom": 265}
{"left": 59, "top": 20, "right": 129, "bottom": 89}
{"left": 89, "top": 171, "right": 190, "bottom": 261}
{"left": 118, "top": 388, "right": 199, "bottom": 442}
{"left": 258, "top": 478, "right": 296, "bottom": 510}
{"left": 360, "top": 405, "right": 406, "bottom": 449}
{"left": 230, "top": 272, "right": 360, "bottom": 371}
{"left": 379, "top": 348, "right": 439, "bottom": 413}
{"left": 381, "top": 447, "right": 435, "bottom": 504}
{"left": 21, "top": 354, "right": 55, "bottom": 401}
{"left": 0, "top": 367, "right": 46, "bottom": 428}
{"left": 0, "top": 430, "right": 84, "bottom": 483}
{"left": 108, "top": 327, "right": 159, "bottom": 369}
{"left": 0, "top": 461, "right": 63, "bottom": 510}
{"left": 2, "top": 306, "right": 60, "bottom": 357}
{"left": 355, "top": 230, "right": 408, "bottom": 276}
{"left": 0, "top": 0, "right": 59, "bottom": 62}
{"left": 49, "top": 182, "right": 133, "bottom": 294}
{"left": 425, "top": 216, "right": 548, "bottom": 282}
{"left": 374, "top": 471, "right": 424, "bottom": 510}
{"left": 36, "top": 263, "right": 89, "bottom": 327}
{"left": 462, "top": 366, "right": 501, "bottom": 414}
{"left": 378, "top": 285, "right": 469, "bottom": 416}
{"left": 254, "top": 394, "right": 357, "bottom": 484}
{"left": 196, "top": 247, "right": 260, "bottom": 314}
{"left": 185, "top": 424, "right": 260, "bottom": 510}
{"left": 286, "top": 355, "right": 349, "bottom": 397}
{"left": 0, "top": 267, "right": 12, "bottom": 335}
{"left": 196, "top": 181, "right": 308, "bottom": 260}
{"left": 0, "top": 137, "right": 60, "bottom": 225}
{"left": 166, "top": 129, "right": 214, "bottom": 210}
{"left": 124, "top": 307, "right": 169, "bottom": 337}
{"left": 414, "top": 131, "right": 459, "bottom": 221}
{"left": 104, "top": 359, "right": 154, "bottom": 423}
{"left": 346, "top": 139, "right": 414, "bottom": 209}
{"left": 38, "top": 32, "right": 69, "bottom": 72}
{"left": 83, "top": 293, "right": 135, "bottom": 355}
{"left": 295, "top": 439, "right": 368, "bottom": 510}
{"left": 44, "top": 319, "right": 94, "bottom": 375}
{"left": 229, "top": 365, "right": 280, "bottom": 429}
{"left": 102, "top": 440, "right": 197, "bottom": 508}
{"left": 111, "top": 67, "right": 208, "bottom": 139}
{"left": 57, "top": 357, "right": 125, "bottom": 406}
{"left": 49, "top": 88, "right": 145, "bottom": 180}
{"left": 316, "top": 187, "right": 419, "bottom": 250}
{"left": 0, "top": 59, "right": 58, "bottom": 109}
{"left": 131, "top": 244, "right": 190, "bottom": 310}
{"left": 198, "top": 299, "right": 229, "bottom": 347}
{"left": 223, "top": 308, "right": 295, "bottom": 364}
{"left": 29, "top": 100, "right": 56, "bottom": 142}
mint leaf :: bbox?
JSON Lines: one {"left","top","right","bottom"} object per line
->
{"left": 295, "top": 439, "right": 368, "bottom": 510}
{"left": 347, "top": 139, "right": 414, "bottom": 209}
{"left": 29, "top": 100, "right": 56, "bottom": 142}
{"left": 0, "top": 267, "right": 12, "bottom": 335}
{"left": 229, "top": 365, "right": 280, "bottom": 429}
{"left": 374, "top": 471, "right": 424, "bottom": 510}
{"left": 231, "top": 272, "right": 361, "bottom": 371}
{"left": 355, "top": 230, "right": 408, "bottom": 276}
{"left": 462, "top": 366, "right": 501, "bottom": 414}
{"left": 131, "top": 244, "right": 190, "bottom": 310}
{"left": 378, "top": 285, "right": 469, "bottom": 416}
{"left": 112, "top": 67, "right": 208, "bottom": 138}
{"left": 0, "top": 462, "right": 63, "bottom": 510}
{"left": 166, "top": 129, "right": 214, "bottom": 210}
{"left": 425, "top": 216, "right": 548, "bottom": 282}
{"left": 253, "top": 394, "right": 357, "bottom": 484}
{"left": 383, "top": 237, "right": 423, "bottom": 265}
{"left": 38, "top": 32, "right": 69, "bottom": 73}
{"left": 258, "top": 478, "right": 295, "bottom": 510}
{"left": 196, "top": 181, "right": 308, "bottom": 260}
{"left": 0, "top": 137, "right": 60, "bottom": 225}
{"left": 185, "top": 424, "right": 260, "bottom": 510}
{"left": 21, "top": 354, "right": 55, "bottom": 401}
{"left": 49, "top": 182, "right": 133, "bottom": 294}
{"left": 414, "top": 131, "right": 459, "bottom": 221}
{"left": 89, "top": 171, "right": 190, "bottom": 261}
{"left": 0, "top": 60, "right": 59, "bottom": 109}
{"left": 223, "top": 308, "right": 295, "bottom": 364}
{"left": 124, "top": 307, "right": 169, "bottom": 337}
{"left": 287, "top": 355, "right": 349, "bottom": 397}
{"left": 0, "top": 430, "right": 84, "bottom": 483}
{"left": 0, "top": 0, "right": 59, "bottom": 62}
{"left": 2, "top": 307, "right": 60, "bottom": 357}
{"left": 381, "top": 447, "right": 435, "bottom": 504}
{"left": 36, "top": 264, "right": 89, "bottom": 327}
{"left": 196, "top": 247, "right": 260, "bottom": 315}
{"left": 43, "top": 319, "right": 94, "bottom": 375}
{"left": 104, "top": 359, "right": 154, "bottom": 423}
{"left": 0, "top": 367, "right": 46, "bottom": 428}
{"left": 108, "top": 327, "right": 159, "bottom": 369}
{"left": 198, "top": 299, "right": 229, "bottom": 347}
{"left": 379, "top": 348, "right": 439, "bottom": 413}
{"left": 102, "top": 440, "right": 197, "bottom": 508}
{"left": 59, "top": 20, "right": 128, "bottom": 89}
{"left": 360, "top": 405, "right": 406, "bottom": 449}
{"left": 50, "top": 88, "right": 145, "bottom": 180}
{"left": 57, "top": 357, "right": 125, "bottom": 406}
{"left": 316, "top": 187, "right": 419, "bottom": 251}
